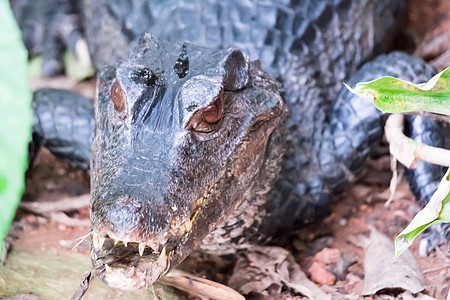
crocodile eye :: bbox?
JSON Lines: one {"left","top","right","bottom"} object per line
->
{"left": 110, "top": 81, "right": 126, "bottom": 112}
{"left": 202, "top": 94, "right": 223, "bottom": 124}
{"left": 188, "top": 90, "right": 224, "bottom": 133}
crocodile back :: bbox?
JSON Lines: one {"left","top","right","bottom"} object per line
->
{"left": 83, "top": 0, "right": 403, "bottom": 189}
{"left": 84, "top": 0, "right": 401, "bottom": 81}
{"left": 83, "top": 0, "right": 406, "bottom": 245}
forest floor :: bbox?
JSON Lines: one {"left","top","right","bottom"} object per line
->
{"left": 1, "top": 0, "right": 450, "bottom": 299}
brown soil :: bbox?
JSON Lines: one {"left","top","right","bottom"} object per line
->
{"left": 3, "top": 0, "right": 450, "bottom": 299}
{"left": 13, "top": 141, "right": 449, "bottom": 299}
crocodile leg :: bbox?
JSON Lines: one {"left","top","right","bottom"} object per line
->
{"left": 343, "top": 55, "right": 450, "bottom": 254}
{"left": 267, "top": 52, "right": 448, "bottom": 239}
{"left": 331, "top": 52, "right": 448, "bottom": 204}
{"left": 404, "top": 115, "right": 450, "bottom": 254}
{"left": 31, "top": 88, "right": 94, "bottom": 169}
{"left": 11, "top": 0, "right": 85, "bottom": 76}
{"left": 404, "top": 116, "right": 449, "bottom": 206}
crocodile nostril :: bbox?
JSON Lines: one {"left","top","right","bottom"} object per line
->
{"left": 110, "top": 80, "right": 126, "bottom": 112}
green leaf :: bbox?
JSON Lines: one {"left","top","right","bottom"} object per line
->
{"left": 28, "top": 52, "right": 95, "bottom": 80}
{"left": 344, "top": 67, "right": 450, "bottom": 116}
{"left": 64, "top": 51, "right": 95, "bottom": 80}
{"left": 0, "top": 1, "right": 33, "bottom": 257}
{"left": 394, "top": 168, "right": 450, "bottom": 257}
{"left": 27, "top": 55, "right": 43, "bottom": 79}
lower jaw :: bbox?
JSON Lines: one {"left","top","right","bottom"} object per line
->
{"left": 91, "top": 238, "right": 170, "bottom": 290}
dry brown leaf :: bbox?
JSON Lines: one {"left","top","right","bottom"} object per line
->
{"left": 228, "top": 246, "right": 330, "bottom": 300}
{"left": 362, "top": 227, "right": 425, "bottom": 295}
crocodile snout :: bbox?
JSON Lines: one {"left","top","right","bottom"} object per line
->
{"left": 91, "top": 194, "right": 172, "bottom": 251}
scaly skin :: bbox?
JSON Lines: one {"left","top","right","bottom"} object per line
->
{"left": 31, "top": 88, "right": 93, "bottom": 169}
{"left": 26, "top": 0, "right": 448, "bottom": 289}
{"left": 10, "top": 0, "right": 84, "bottom": 76}
{"left": 81, "top": 0, "right": 406, "bottom": 227}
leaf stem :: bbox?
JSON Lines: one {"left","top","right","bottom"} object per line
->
{"left": 385, "top": 114, "right": 450, "bottom": 168}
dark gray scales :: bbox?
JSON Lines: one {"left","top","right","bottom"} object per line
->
{"left": 81, "top": 0, "right": 444, "bottom": 225}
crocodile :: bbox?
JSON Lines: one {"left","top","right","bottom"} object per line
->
{"left": 16, "top": 0, "right": 449, "bottom": 290}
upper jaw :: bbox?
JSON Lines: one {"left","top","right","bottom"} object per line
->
{"left": 89, "top": 214, "right": 195, "bottom": 289}
{"left": 91, "top": 229, "right": 169, "bottom": 256}
{"left": 89, "top": 171, "right": 225, "bottom": 289}
{"left": 90, "top": 206, "right": 195, "bottom": 256}
{"left": 90, "top": 235, "right": 170, "bottom": 290}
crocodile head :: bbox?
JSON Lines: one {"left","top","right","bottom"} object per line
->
{"left": 90, "top": 33, "right": 287, "bottom": 289}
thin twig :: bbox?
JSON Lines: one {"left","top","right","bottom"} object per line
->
{"left": 20, "top": 194, "right": 90, "bottom": 214}
{"left": 49, "top": 212, "right": 90, "bottom": 227}
{"left": 70, "top": 231, "right": 92, "bottom": 253}
{"left": 161, "top": 269, "right": 245, "bottom": 300}
{"left": 385, "top": 156, "right": 398, "bottom": 207}
{"left": 423, "top": 266, "right": 446, "bottom": 274}
{"left": 71, "top": 265, "right": 105, "bottom": 300}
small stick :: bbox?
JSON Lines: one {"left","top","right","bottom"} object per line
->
{"left": 385, "top": 156, "right": 398, "bottom": 207}
{"left": 71, "top": 265, "right": 105, "bottom": 300}
{"left": 422, "top": 266, "right": 446, "bottom": 274}
{"left": 20, "top": 194, "right": 90, "bottom": 214}
{"left": 161, "top": 269, "right": 245, "bottom": 300}
{"left": 70, "top": 231, "right": 92, "bottom": 253}
{"left": 49, "top": 212, "right": 90, "bottom": 227}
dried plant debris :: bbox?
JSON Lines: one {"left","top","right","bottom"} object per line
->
{"left": 228, "top": 246, "right": 330, "bottom": 300}
{"left": 412, "top": 0, "right": 450, "bottom": 72}
{"left": 20, "top": 194, "right": 90, "bottom": 215}
{"left": 71, "top": 265, "right": 105, "bottom": 300}
{"left": 73, "top": 239, "right": 164, "bottom": 298}
{"left": 362, "top": 227, "right": 425, "bottom": 296}
{"left": 73, "top": 240, "right": 242, "bottom": 300}
{"left": 161, "top": 269, "right": 245, "bottom": 300}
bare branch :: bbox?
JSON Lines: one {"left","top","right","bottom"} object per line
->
{"left": 162, "top": 269, "right": 245, "bottom": 300}
{"left": 20, "top": 194, "right": 90, "bottom": 214}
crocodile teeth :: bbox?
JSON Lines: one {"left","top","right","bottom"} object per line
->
{"left": 75, "top": 39, "right": 92, "bottom": 68}
{"left": 98, "top": 236, "right": 105, "bottom": 249}
{"left": 185, "top": 219, "right": 192, "bottom": 232}
{"left": 123, "top": 241, "right": 128, "bottom": 247}
{"left": 150, "top": 245, "right": 159, "bottom": 253}
{"left": 105, "top": 264, "right": 112, "bottom": 273}
{"left": 127, "top": 266, "right": 135, "bottom": 277}
{"left": 92, "top": 233, "right": 105, "bottom": 249}
{"left": 92, "top": 232, "right": 99, "bottom": 249}
{"left": 114, "top": 240, "right": 119, "bottom": 246}
{"left": 139, "top": 243, "right": 146, "bottom": 256}
{"left": 160, "top": 246, "right": 166, "bottom": 260}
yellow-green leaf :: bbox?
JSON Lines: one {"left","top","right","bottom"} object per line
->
{"left": 394, "top": 168, "right": 450, "bottom": 257}
{"left": 345, "top": 67, "right": 450, "bottom": 116}
{"left": 0, "top": 0, "right": 33, "bottom": 257}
